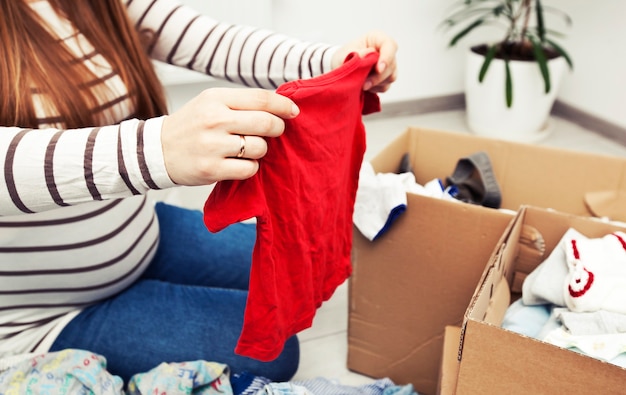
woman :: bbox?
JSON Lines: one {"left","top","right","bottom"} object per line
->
{"left": 0, "top": 0, "right": 397, "bottom": 383}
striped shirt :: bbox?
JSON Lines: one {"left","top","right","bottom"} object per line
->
{"left": 0, "top": 0, "right": 336, "bottom": 357}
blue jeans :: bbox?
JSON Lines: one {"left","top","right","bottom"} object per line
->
{"left": 50, "top": 202, "right": 299, "bottom": 383}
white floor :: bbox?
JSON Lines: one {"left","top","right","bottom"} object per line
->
{"left": 291, "top": 109, "right": 626, "bottom": 386}
{"left": 155, "top": 109, "right": 626, "bottom": 388}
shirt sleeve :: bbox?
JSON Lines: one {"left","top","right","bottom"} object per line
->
{"left": 0, "top": 116, "right": 176, "bottom": 216}
{"left": 123, "top": 0, "right": 339, "bottom": 89}
{"left": 203, "top": 175, "right": 266, "bottom": 233}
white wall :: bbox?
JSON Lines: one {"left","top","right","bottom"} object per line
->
{"left": 548, "top": 0, "right": 626, "bottom": 127}
{"left": 271, "top": 0, "right": 460, "bottom": 102}
{"left": 156, "top": 0, "right": 273, "bottom": 111}
{"left": 164, "top": 0, "right": 626, "bottom": 129}
{"left": 270, "top": 0, "right": 626, "bottom": 128}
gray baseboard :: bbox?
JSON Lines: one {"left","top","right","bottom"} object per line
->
{"left": 551, "top": 101, "right": 626, "bottom": 146}
{"left": 370, "top": 93, "right": 466, "bottom": 119}
{"left": 373, "top": 93, "right": 626, "bottom": 147}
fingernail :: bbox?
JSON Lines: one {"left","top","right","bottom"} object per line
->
{"left": 291, "top": 104, "right": 300, "bottom": 117}
{"left": 377, "top": 61, "right": 387, "bottom": 73}
{"left": 363, "top": 80, "right": 373, "bottom": 91}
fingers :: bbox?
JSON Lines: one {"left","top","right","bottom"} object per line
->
{"left": 371, "top": 31, "right": 398, "bottom": 74}
{"left": 227, "top": 134, "right": 268, "bottom": 160}
{"left": 161, "top": 87, "right": 294, "bottom": 186}
{"left": 332, "top": 30, "right": 398, "bottom": 93}
{"left": 364, "top": 62, "right": 398, "bottom": 93}
{"left": 213, "top": 134, "right": 267, "bottom": 181}
{"left": 200, "top": 88, "right": 299, "bottom": 139}
{"left": 362, "top": 30, "right": 398, "bottom": 92}
{"left": 211, "top": 87, "right": 299, "bottom": 119}
{"left": 218, "top": 158, "right": 260, "bottom": 181}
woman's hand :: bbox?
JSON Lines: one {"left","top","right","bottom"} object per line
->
{"left": 332, "top": 30, "right": 398, "bottom": 93}
{"left": 161, "top": 87, "right": 299, "bottom": 186}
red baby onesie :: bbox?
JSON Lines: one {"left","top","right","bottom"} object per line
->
{"left": 203, "top": 52, "right": 381, "bottom": 361}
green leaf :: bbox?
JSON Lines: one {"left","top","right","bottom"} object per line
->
{"left": 546, "top": 38, "right": 574, "bottom": 69}
{"left": 449, "top": 18, "right": 485, "bottom": 46}
{"left": 505, "top": 59, "right": 513, "bottom": 108}
{"left": 530, "top": 37, "right": 551, "bottom": 93}
{"left": 535, "top": 0, "right": 546, "bottom": 43}
{"left": 440, "top": 7, "right": 501, "bottom": 30}
{"left": 479, "top": 45, "right": 497, "bottom": 82}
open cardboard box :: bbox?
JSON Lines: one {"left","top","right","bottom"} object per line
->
{"left": 348, "top": 127, "right": 626, "bottom": 395}
{"left": 450, "top": 205, "right": 626, "bottom": 394}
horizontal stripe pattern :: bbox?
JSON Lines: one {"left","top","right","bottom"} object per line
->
{"left": 0, "top": 196, "right": 158, "bottom": 356}
{"left": 124, "top": 0, "right": 336, "bottom": 89}
{"left": 1, "top": 0, "right": 336, "bottom": 358}
{"left": 0, "top": 118, "right": 173, "bottom": 216}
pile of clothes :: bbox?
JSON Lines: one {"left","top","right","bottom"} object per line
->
{"left": 502, "top": 227, "right": 626, "bottom": 367}
{"left": 0, "top": 349, "right": 419, "bottom": 395}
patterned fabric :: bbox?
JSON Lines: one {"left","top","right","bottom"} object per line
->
{"left": 127, "top": 360, "right": 232, "bottom": 395}
{"left": 293, "top": 377, "right": 419, "bottom": 395}
{"left": 0, "top": 349, "right": 124, "bottom": 394}
{"left": 0, "top": 349, "right": 233, "bottom": 395}
{"left": 231, "top": 372, "right": 271, "bottom": 395}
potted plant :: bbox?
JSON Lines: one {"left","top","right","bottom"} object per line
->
{"left": 442, "top": 0, "right": 574, "bottom": 142}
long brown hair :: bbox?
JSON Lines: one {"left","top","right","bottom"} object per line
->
{"left": 0, "top": 0, "right": 168, "bottom": 129}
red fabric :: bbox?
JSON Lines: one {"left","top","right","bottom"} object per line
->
{"left": 203, "top": 52, "right": 380, "bottom": 361}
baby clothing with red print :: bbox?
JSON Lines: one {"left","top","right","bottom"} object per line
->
{"left": 564, "top": 230, "right": 626, "bottom": 314}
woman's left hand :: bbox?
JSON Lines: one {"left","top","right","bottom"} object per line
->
{"left": 332, "top": 30, "right": 398, "bottom": 93}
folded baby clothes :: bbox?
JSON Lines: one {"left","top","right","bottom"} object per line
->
{"left": 563, "top": 231, "right": 626, "bottom": 314}
{"left": 555, "top": 308, "right": 626, "bottom": 336}
{"left": 522, "top": 227, "right": 585, "bottom": 307}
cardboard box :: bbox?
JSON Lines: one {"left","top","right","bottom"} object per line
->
{"left": 347, "top": 127, "right": 626, "bottom": 395}
{"left": 438, "top": 326, "right": 462, "bottom": 395}
{"left": 454, "top": 206, "right": 626, "bottom": 394}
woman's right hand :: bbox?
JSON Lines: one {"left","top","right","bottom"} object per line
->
{"left": 161, "top": 87, "right": 299, "bottom": 186}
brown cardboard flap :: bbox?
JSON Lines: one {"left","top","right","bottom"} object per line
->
{"left": 458, "top": 319, "right": 626, "bottom": 395}
{"left": 437, "top": 326, "right": 462, "bottom": 395}
{"left": 483, "top": 278, "right": 510, "bottom": 325}
{"left": 466, "top": 212, "right": 522, "bottom": 322}
{"left": 584, "top": 190, "right": 626, "bottom": 222}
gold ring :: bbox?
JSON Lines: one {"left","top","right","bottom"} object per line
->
{"left": 236, "top": 135, "right": 246, "bottom": 158}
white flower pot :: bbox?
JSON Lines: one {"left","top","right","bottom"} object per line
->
{"left": 465, "top": 48, "right": 568, "bottom": 143}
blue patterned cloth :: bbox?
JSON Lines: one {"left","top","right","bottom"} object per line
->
{"left": 230, "top": 373, "right": 420, "bottom": 395}
{"left": 293, "top": 377, "right": 419, "bottom": 395}
{"left": 231, "top": 371, "right": 271, "bottom": 395}
{"left": 0, "top": 349, "right": 124, "bottom": 394}
{"left": 127, "top": 360, "right": 232, "bottom": 394}
{"left": 0, "top": 349, "right": 232, "bottom": 395}
{"left": 0, "top": 350, "right": 418, "bottom": 395}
